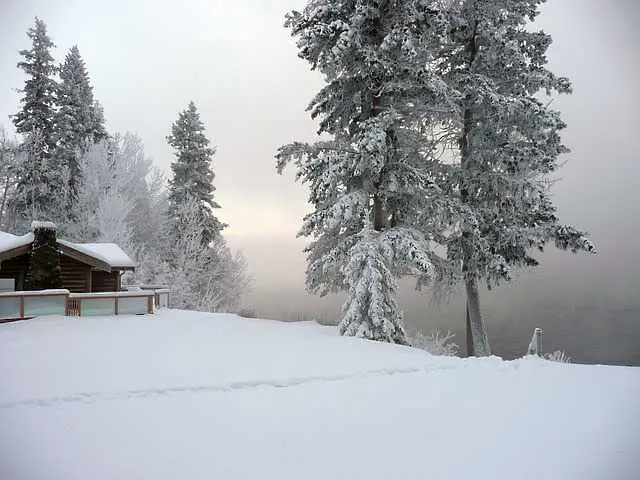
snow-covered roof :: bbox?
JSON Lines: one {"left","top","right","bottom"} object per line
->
{"left": 0, "top": 232, "right": 34, "bottom": 253}
{"left": 0, "top": 230, "right": 135, "bottom": 271}
{"left": 58, "top": 240, "right": 136, "bottom": 271}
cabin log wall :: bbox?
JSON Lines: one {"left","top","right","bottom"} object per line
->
{"left": 91, "top": 271, "right": 119, "bottom": 292}
{"left": 0, "top": 254, "right": 28, "bottom": 290}
{"left": 60, "top": 255, "right": 90, "bottom": 293}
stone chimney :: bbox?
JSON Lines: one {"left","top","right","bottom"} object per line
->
{"left": 24, "top": 221, "right": 62, "bottom": 290}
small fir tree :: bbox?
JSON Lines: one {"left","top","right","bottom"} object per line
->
{"left": 167, "top": 101, "right": 225, "bottom": 245}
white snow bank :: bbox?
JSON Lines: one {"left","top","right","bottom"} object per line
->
{"left": 0, "top": 310, "right": 638, "bottom": 480}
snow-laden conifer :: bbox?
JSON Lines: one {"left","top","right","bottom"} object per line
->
{"left": 167, "top": 102, "right": 225, "bottom": 245}
{"left": 277, "top": 1, "right": 451, "bottom": 343}
{"left": 54, "top": 45, "right": 107, "bottom": 200}
{"left": 11, "top": 18, "right": 61, "bottom": 227}
{"left": 428, "top": 0, "right": 596, "bottom": 355}
{"left": 13, "top": 18, "right": 57, "bottom": 155}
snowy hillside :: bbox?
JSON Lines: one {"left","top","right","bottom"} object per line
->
{"left": 1, "top": 311, "right": 639, "bottom": 480}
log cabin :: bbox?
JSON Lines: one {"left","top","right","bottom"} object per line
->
{"left": 0, "top": 223, "right": 135, "bottom": 293}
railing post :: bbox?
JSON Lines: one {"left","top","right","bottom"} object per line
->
{"left": 536, "top": 328, "right": 543, "bottom": 356}
{"left": 527, "top": 327, "right": 543, "bottom": 356}
{"left": 115, "top": 296, "right": 119, "bottom": 315}
{"left": 19, "top": 296, "right": 25, "bottom": 319}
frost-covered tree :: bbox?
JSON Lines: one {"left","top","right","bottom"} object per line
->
{"left": 9, "top": 130, "right": 70, "bottom": 232}
{"left": 428, "top": 0, "right": 596, "bottom": 355}
{"left": 12, "top": 18, "right": 57, "bottom": 155}
{"left": 162, "top": 196, "right": 248, "bottom": 312}
{"left": 167, "top": 102, "right": 225, "bottom": 245}
{"left": 11, "top": 18, "right": 61, "bottom": 225}
{"left": 0, "top": 127, "right": 21, "bottom": 230}
{"left": 69, "top": 135, "right": 175, "bottom": 288}
{"left": 68, "top": 134, "right": 152, "bottom": 250}
{"left": 277, "top": 0, "right": 452, "bottom": 343}
{"left": 54, "top": 45, "right": 107, "bottom": 200}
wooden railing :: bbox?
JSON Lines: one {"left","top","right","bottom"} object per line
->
{"left": 0, "top": 288, "right": 168, "bottom": 321}
{"left": 123, "top": 285, "right": 171, "bottom": 309}
{"left": 66, "top": 296, "right": 81, "bottom": 316}
{"left": 0, "top": 289, "right": 69, "bottom": 321}
{"left": 66, "top": 291, "right": 155, "bottom": 317}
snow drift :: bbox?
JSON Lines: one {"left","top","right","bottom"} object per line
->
{"left": 0, "top": 310, "right": 638, "bottom": 479}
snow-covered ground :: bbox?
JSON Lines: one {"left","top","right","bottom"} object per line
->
{"left": 1, "top": 311, "right": 638, "bottom": 480}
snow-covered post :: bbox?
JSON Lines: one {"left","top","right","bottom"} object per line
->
{"left": 527, "top": 328, "right": 543, "bottom": 357}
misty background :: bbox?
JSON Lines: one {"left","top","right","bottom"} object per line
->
{"left": 0, "top": 0, "right": 638, "bottom": 364}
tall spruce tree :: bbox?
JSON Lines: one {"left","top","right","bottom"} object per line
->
{"left": 167, "top": 101, "right": 225, "bottom": 245}
{"left": 54, "top": 45, "right": 107, "bottom": 200}
{"left": 11, "top": 18, "right": 60, "bottom": 225}
{"left": 13, "top": 18, "right": 57, "bottom": 154}
{"left": 277, "top": 1, "right": 452, "bottom": 343}
{"left": 428, "top": 0, "right": 596, "bottom": 355}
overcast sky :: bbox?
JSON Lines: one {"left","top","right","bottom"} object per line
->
{"left": 1, "top": 0, "right": 639, "bottom": 352}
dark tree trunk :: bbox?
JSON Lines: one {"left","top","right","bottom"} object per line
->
{"left": 459, "top": 15, "right": 491, "bottom": 356}
{"left": 466, "top": 302, "right": 473, "bottom": 356}
{"left": 465, "top": 276, "right": 491, "bottom": 356}
{"left": 373, "top": 194, "right": 387, "bottom": 231}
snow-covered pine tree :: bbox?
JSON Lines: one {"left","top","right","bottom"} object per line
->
{"left": 13, "top": 18, "right": 57, "bottom": 155}
{"left": 431, "top": 0, "right": 595, "bottom": 355}
{"left": 277, "top": 1, "right": 451, "bottom": 343}
{"left": 54, "top": 45, "right": 107, "bottom": 201}
{"left": 162, "top": 195, "right": 248, "bottom": 313}
{"left": 11, "top": 18, "right": 60, "bottom": 227}
{"left": 167, "top": 102, "right": 225, "bottom": 246}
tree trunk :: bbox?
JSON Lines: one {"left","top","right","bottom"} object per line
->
{"left": 465, "top": 302, "right": 473, "bottom": 356}
{"left": 465, "top": 276, "right": 491, "bottom": 356}
{"left": 458, "top": 15, "right": 491, "bottom": 356}
{"left": 373, "top": 194, "right": 387, "bottom": 231}
{"left": 0, "top": 173, "right": 11, "bottom": 230}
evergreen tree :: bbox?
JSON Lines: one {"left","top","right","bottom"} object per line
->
{"left": 12, "top": 18, "right": 57, "bottom": 154}
{"left": 24, "top": 222, "right": 63, "bottom": 291}
{"left": 429, "top": 0, "right": 596, "bottom": 355}
{"left": 54, "top": 45, "right": 107, "bottom": 200}
{"left": 11, "top": 18, "right": 61, "bottom": 227}
{"left": 167, "top": 101, "right": 225, "bottom": 245}
{"left": 277, "top": 1, "right": 450, "bottom": 343}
